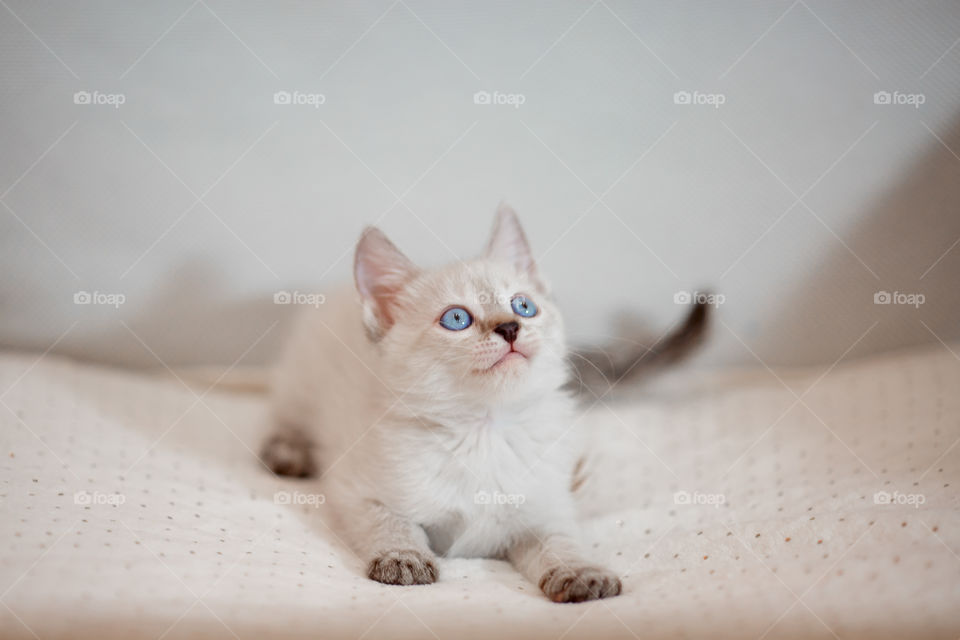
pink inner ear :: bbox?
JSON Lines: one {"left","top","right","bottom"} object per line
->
{"left": 486, "top": 204, "right": 536, "bottom": 277}
{"left": 354, "top": 228, "right": 418, "bottom": 329}
{"left": 356, "top": 264, "right": 405, "bottom": 325}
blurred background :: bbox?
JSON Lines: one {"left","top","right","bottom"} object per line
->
{"left": 1, "top": 0, "right": 959, "bottom": 371}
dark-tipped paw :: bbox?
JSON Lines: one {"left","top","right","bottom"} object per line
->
{"left": 539, "top": 565, "right": 622, "bottom": 603}
{"left": 367, "top": 549, "right": 439, "bottom": 585}
{"left": 261, "top": 433, "right": 316, "bottom": 478}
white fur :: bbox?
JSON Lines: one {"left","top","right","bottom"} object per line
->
{"left": 268, "top": 205, "right": 621, "bottom": 601}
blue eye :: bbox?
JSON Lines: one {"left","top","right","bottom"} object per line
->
{"left": 511, "top": 295, "right": 538, "bottom": 318}
{"left": 439, "top": 307, "right": 473, "bottom": 331}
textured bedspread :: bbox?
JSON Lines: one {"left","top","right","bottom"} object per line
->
{"left": 1, "top": 344, "right": 958, "bottom": 639}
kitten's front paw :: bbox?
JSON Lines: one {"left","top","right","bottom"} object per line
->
{"left": 539, "top": 565, "right": 622, "bottom": 603}
{"left": 367, "top": 549, "right": 438, "bottom": 585}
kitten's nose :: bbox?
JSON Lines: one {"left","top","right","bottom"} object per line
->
{"left": 493, "top": 321, "right": 520, "bottom": 344}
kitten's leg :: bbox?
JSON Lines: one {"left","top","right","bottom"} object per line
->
{"left": 508, "top": 533, "right": 621, "bottom": 603}
{"left": 260, "top": 422, "right": 316, "bottom": 478}
{"left": 344, "top": 499, "right": 438, "bottom": 586}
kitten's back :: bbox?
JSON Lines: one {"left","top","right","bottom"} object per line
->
{"left": 269, "top": 286, "right": 386, "bottom": 464}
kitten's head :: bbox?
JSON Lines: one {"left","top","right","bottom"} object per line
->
{"left": 354, "top": 204, "right": 568, "bottom": 404}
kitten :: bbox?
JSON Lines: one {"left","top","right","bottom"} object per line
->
{"left": 263, "top": 204, "right": 706, "bottom": 603}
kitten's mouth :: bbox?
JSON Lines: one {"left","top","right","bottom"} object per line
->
{"left": 487, "top": 347, "right": 528, "bottom": 371}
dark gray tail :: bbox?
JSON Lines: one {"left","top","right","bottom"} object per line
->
{"left": 566, "top": 300, "right": 710, "bottom": 398}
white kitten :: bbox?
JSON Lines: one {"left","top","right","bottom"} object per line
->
{"left": 264, "top": 204, "right": 698, "bottom": 602}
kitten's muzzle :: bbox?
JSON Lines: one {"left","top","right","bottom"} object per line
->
{"left": 493, "top": 321, "right": 520, "bottom": 344}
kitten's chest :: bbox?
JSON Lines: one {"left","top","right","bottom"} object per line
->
{"left": 393, "top": 413, "right": 578, "bottom": 556}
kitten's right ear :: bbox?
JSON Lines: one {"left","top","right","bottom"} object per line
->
{"left": 486, "top": 203, "right": 546, "bottom": 291}
{"left": 354, "top": 227, "right": 419, "bottom": 340}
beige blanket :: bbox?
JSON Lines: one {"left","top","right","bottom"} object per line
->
{"left": 1, "top": 344, "right": 958, "bottom": 639}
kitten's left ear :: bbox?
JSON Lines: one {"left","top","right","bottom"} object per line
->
{"left": 485, "top": 203, "right": 544, "bottom": 290}
{"left": 354, "top": 227, "right": 419, "bottom": 340}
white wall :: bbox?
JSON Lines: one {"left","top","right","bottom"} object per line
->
{"left": 1, "top": 0, "right": 959, "bottom": 370}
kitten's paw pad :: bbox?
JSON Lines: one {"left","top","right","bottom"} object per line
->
{"left": 261, "top": 433, "right": 316, "bottom": 478}
{"left": 367, "top": 549, "right": 438, "bottom": 586}
{"left": 539, "top": 565, "right": 622, "bottom": 603}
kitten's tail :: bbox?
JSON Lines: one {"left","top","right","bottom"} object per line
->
{"left": 567, "top": 298, "right": 710, "bottom": 397}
